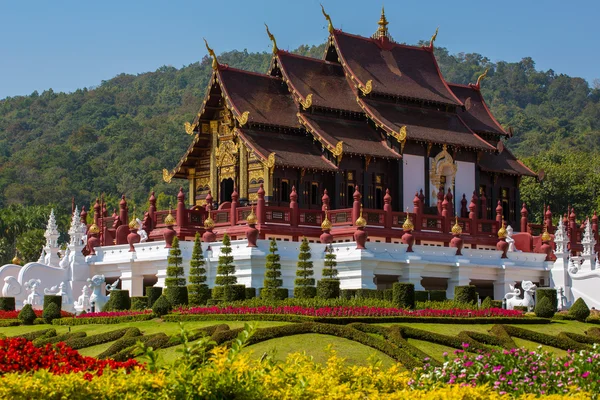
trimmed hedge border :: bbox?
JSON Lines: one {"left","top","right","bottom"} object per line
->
{"left": 65, "top": 328, "right": 140, "bottom": 350}
{"left": 162, "top": 313, "right": 551, "bottom": 325}
{"left": 558, "top": 331, "right": 600, "bottom": 345}
{"left": 458, "top": 330, "right": 515, "bottom": 349}
{"left": 536, "top": 288, "right": 558, "bottom": 312}
{"left": 52, "top": 313, "right": 155, "bottom": 325}
{"left": 111, "top": 333, "right": 171, "bottom": 362}
{"left": 0, "top": 297, "right": 16, "bottom": 311}
{"left": 0, "top": 319, "right": 20, "bottom": 327}
{"left": 12, "top": 328, "right": 56, "bottom": 341}
{"left": 146, "top": 287, "right": 163, "bottom": 308}
{"left": 130, "top": 296, "right": 148, "bottom": 311}
{"left": 96, "top": 328, "right": 145, "bottom": 359}
{"left": 587, "top": 327, "right": 600, "bottom": 339}
{"left": 396, "top": 325, "right": 492, "bottom": 353}
{"left": 501, "top": 324, "right": 591, "bottom": 352}
{"left": 33, "top": 331, "right": 87, "bottom": 347}
{"left": 392, "top": 283, "right": 415, "bottom": 309}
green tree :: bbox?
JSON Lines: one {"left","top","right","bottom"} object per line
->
{"left": 317, "top": 244, "right": 340, "bottom": 299}
{"left": 294, "top": 237, "right": 316, "bottom": 298}
{"left": 261, "top": 239, "right": 283, "bottom": 300}
{"left": 322, "top": 244, "right": 338, "bottom": 279}
{"left": 188, "top": 232, "right": 209, "bottom": 306}
{"left": 165, "top": 236, "right": 188, "bottom": 306}
{"left": 215, "top": 233, "right": 236, "bottom": 287}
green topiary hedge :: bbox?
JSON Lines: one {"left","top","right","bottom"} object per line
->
{"left": 295, "top": 286, "right": 317, "bottom": 299}
{"left": 244, "top": 287, "right": 256, "bottom": 300}
{"left": 18, "top": 304, "right": 37, "bottom": 325}
{"left": 514, "top": 306, "right": 528, "bottom": 312}
{"left": 392, "top": 283, "right": 415, "bottom": 309}
{"left": 42, "top": 302, "right": 62, "bottom": 324}
{"left": 340, "top": 289, "right": 356, "bottom": 300}
{"left": 0, "top": 320, "right": 20, "bottom": 327}
{"left": 415, "top": 291, "right": 429, "bottom": 302}
{"left": 569, "top": 298, "right": 591, "bottom": 321}
{"left": 481, "top": 297, "right": 492, "bottom": 309}
{"left": 43, "top": 295, "right": 62, "bottom": 312}
{"left": 64, "top": 328, "right": 139, "bottom": 350}
{"left": 0, "top": 297, "right": 16, "bottom": 311}
{"left": 212, "top": 284, "right": 245, "bottom": 302}
{"left": 33, "top": 331, "right": 87, "bottom": 347}
{"left": 130, "top": 296, "right": 148, "bottom": 311}
{"left": 454, "top": 286, "right": 477, "bottom": 304}
{"left": 536, "top": 288, "right": 558, "bottom": 312}
{"left": 152, "top": 295, "right": 172, "bottom": 317}
{"left": 165, "top": 286, "right": 188, "bottom": 307}
{"left": 429, "top": 290, "right": 447, "bottom": 302}
{"left": 491, "top": 300, "right": 503, "bottom": 308}
{"left": 260, "top": 288, "right": 288, "bottom": 301}
{"left": 52, "top": 314, "right": 154, "bottom": 325}
{"left": 12, "top": 328, "right": 56, "bottom": 341}
{"left": 103, "top": 290, "right": 131, "bottom": 311}
{"left": 534, "top": 296, "right": 555, "bottom": 318}
{"left": 316, "top": 279, "right": 340, "bottom": 299}
{"left": 501, "top": 324, "right": 590, "bottom": 351}
{"left": 145, "top": 287, "right": 163, "bottom": 309}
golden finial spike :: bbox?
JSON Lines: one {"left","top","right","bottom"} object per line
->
{"left": 321, "top": 4, "right": 334, "bottom": 33}
{"left": 373, "top": 5, "right": 391, "bottom": 40}
{"left": 476, "top": 68, "right": 489, "bottom": 89}
{"left": 264, "top": 23, "right": 278, "bottom": 54}
{"left": 203, "top": 38, "right": 219, "bottom": 71}
{"left": 429, "top": 26, "right": 439, "bottom": 48}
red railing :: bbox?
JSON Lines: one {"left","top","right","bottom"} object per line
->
{"left": 329, "top": 209, "right": 352, "bottom": 226}
{"left": 299, "top": 209, "right": 323, "bottom": 227}
{"left": 265, "top": 207, "right": 291, "bottom": 224}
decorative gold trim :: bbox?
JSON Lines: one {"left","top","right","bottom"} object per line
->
{"left": 203, "top": 38, "right": 218, "bottom": 71}
{"left": 162, "top": 169, "right": 173, "bottom": 183}
{"left": 321, "top": 4, "right": 334, "bottom": 33}
{"left": 300, "top": 93, "right": 313, "bottom": 110}
{"left": 331, "top": 141, "right": 344, "bottom": 163}
{"left": 391, "top": 126, "right": 407, "bottom": 153}
{"left": 365, "top": 155, "right": 372, "bottom": 171}
{"left": 265, "top": 23, "right": 278, "bottom": 54}
{"left": 236, "top": 111, "right": 250, "bottom": 126}
{"left": 355, "top": 205, "right": 367, "bottom": 227}
{"left": 426, "top": 142, "right": 432, "bottom": 157}
{"left": 359, "top": 79, "right": 373, "bottom": 95}
{"left": 451, "top": 216, "right": 462, "bottom": 235}
{"left": 476, "top": 69, "right": 489, "bottom": 88}
{"left": 184, "top": 121, "right": 197, "bottom": 135}
{"left": 266, "top": 152, "right": 276, "bottom": 170}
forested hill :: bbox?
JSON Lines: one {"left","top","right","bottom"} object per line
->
{"left": 1, "top": 42, "right": 600, "bottom": 216}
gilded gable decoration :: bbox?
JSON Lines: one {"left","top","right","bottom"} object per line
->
{"left": 184, "top": 121, "right": 198, "bottom": 135}
{"left": 162, "top": 168, "right": 173, "bottom": 183}
{"left": 430, "top": 144, "right": 457, "bottom": 188}
{"left": 236, "top": 111, "right": 250, "bottom": 126}
{"left": 300, "top": 94, "right": 313, "bottom": 110}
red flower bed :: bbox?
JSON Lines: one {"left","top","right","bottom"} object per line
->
{"left": 0, "top": 310, "right": 74, "bottom": 319}
{"left": 175, "top": 306, "right": 523, "bottom": 318}
{"left": 76, "top": 310, "right": 152, "bottom": 319}
{"left": 0, "top": 337, "right": 141, "bottom": 378}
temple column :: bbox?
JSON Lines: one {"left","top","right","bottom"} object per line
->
{"left": 209, "top": 132, "right": 218, "bottom": 197}
{"left": 119, "top": 265, "right": 144, "bottom": 297}
{"left": 188, "top": 168, "right": 196, "bottom": 207}
{"left": 263, "top": 164, "right": 273, "bottom": 203}
{"left": 398, "top": 264, "right": 425, "bottom": 291}
{"left": 239, "top": 145, "right": 248, "bottom": 201}
{"left": 447, "top": 266, "right": 471, "bottom": 299}
{"left": 493, "top": 269, "right": 513, "bottom": 301}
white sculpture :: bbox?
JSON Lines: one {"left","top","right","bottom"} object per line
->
{"left": 37, "top": 247, "right": 46, "bottom": 264}
{"left": 504, "top": 280, "right": 537, "bottom": 310}
{"left": 87, "top": 275, "right": 119, "bottom": 311}
{"left": 44, "top": 209, "right": 61, "bottom": 267}
{"left": 23, "top": 279, "right": 43, "bottom": 309}
{"left": 2, "top": 276, "right": 21, "bottom": 297}
{"left": 556, "top": 286, "right": 568, "bottom": 311}
{"left": 74, "top": 285, "right": 91, "bottom": 313}
{"left": 59, "top": 248, "right": 70, "bottom": 269}
{"left": 554, "top": 219, "right": 567, "bottom": 253}
{"left": 582, "top": 219, "right": 595, "bottom": 256}
{"left": 137, "top": 218, "right": 148, "bottom": 242}
{"left": 505, "top": 225, "right": 520, "bottom": 252}
{"left": 44, "top": 281, "right": 73, "bottom": 311}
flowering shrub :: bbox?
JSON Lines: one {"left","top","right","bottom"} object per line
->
{"left": 0, "top": 309, "right": 73, "bottom": 319}
{"left": 412, "top": 343, "right": 600, "bottom": 396}
{"left": 175, "top": 305, "right": 522, "bottom": 318}
{"left": 76, "top": 310, "right": 152, "bottom": 319}
{"left": 0, "top": 337, "right": 141, "bottom": 377}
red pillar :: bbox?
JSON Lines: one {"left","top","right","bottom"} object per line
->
{"left": 290, "top": 186, "right": 299, "bottom": 228}
{"left": 520, "top": 203, "right": 528, "bottom": 233}
{"left": 321, "top": 189, "right": 330, "bottom": 212}
{"left": 352, "top": 186, "right": 362, "bottom": 224}
{"left": 257, "top": 184, "right": 266, "bottom": 226}
{"left": 93, "top": 199, "right": 101, "bottom": 226}
{"left": 460, "top": 194, "right": 468, "bottom": 218}
{"left": 446, "top": 188, "right": 453, "bottom": 218}
{"left": 231, "top": 187, "right": 239, "bottom": 226}
{"left": 545, "top": 205, "right": 553, "bottom": 234}
{"left": 176, "top": 187, "right": 186, "bottom": 229}
{"left": 569, "top": 208, "right": 577, "bottom": 255}
{"left": 383, "top": 188, "right": 392, "bottom": 230}
{"left": 495, "top": 200, "right": 503, "bottom": 225}
{"left": 119, "top": 195, "right": 128, "bottom": 226}
{"left": 148, "top": 191, "right": 157, "bottom": 230}
{"left": 469, "top": 191, "right": 478, "bottom": 236}
{"left": 412, "top": 192, "right": 422, "bottom": 231}
{"left": 442, "top": 194, "right": 450, "bottom": 233}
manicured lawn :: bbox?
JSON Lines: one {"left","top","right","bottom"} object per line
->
{"left": 512, "top": 337, "right": 568, "bottom": 357}
{"left": 406, "top": 338, "right": 456, "bottom": 362}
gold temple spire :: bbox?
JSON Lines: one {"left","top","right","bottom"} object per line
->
{"left": 203, "top": 38, "right": 219, "bottom": 71}
{"left": 320, "top": 4, "right": 334, "bottom": 33}
{"left": 372, "top": 6, "right": 393, "bottom": 41}
{"left": 264, "top": 23, "right": 278, "bottom": 54}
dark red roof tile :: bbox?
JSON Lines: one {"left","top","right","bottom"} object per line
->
{"left": 479, "top": 146, "right": 536, "bottom": 176}
{"left": 449, "top": 84, "right": 508, "bottom": 136}
{"left": 218, "top": 67, "right": 299, "bottom": 128}
{"left": 333, "top": 31, "right": 461, "bottom": 106}
{"left": 300, "top": 113, "right": 399, "bottom": 159}
{"left": 360, "top": 98, "right": 495, "bottom": 151}
{"left": 237, "top": 128, "right": 337, "bottom": 171}
{"left": 277, "top": 52, "right": 362, "bottom": 112}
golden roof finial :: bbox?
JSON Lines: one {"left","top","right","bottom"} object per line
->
{"left": 88, "top": 223, "right": 100, "bottom": 234}
{"left": 321, "top": 207, "right": 332, "bottom": 231}
{"left": 475, "top": 68, "right": 489, "bottom": 89}
{"left": 372, "top": 6, "right": 392, "bottom": 41}
{"left": 264, "top": 23, "right": 279, "bottom": 54}
{"left": 320, "top": 4, "right": 334, "bottom": 33}
{"left": 203, "top": 38, "right": 219, "bottom": 71}
{"left": 164, "top": 207, "right": 176, "bottom": 226}
{"left": 204, "top": 213, "right": 215, "bottom": 229}
{"left": 128, "top": 215, "right": 140, "bottom": 230}
{"left": 429, "top": 26, "right": 439, "bottom": 48}
{"left": 497, "top": 218, "right": 507, "bottom": 239}
{"left": 246, "top": 204, "right": 257, "bottom": 225}
{"left": 541, "top": 225, "right": 552, "bottom": 242}
{"left": 355, "top": 204, "right": 367, "bottom": 228}
{"left": 451, "top": 216, "right": 462, "bottom": 235}
{"left": 402, "top": 212, "right": 414, "bottom": 231}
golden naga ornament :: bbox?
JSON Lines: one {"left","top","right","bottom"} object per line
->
{"left": 264, "top": 23, "right": 278, "bottom": 54}
{"left": 184, "top": 121, "right": 197, "bottom": 135}
{"left": 236, "top": 111, "right": 250, "bottom": 126}
{"left": 429, "top": 27, "right": 439, "bottom": 48}
{"left": 451, "top": 216, "right": 462, "bottom": 235}
{"left": 266, "top": 152, "right": 276, "bottom": 169}
{"left": 391, "top": 126, "right": 407, "bottom": 153}
{"left": 203, "top": 38, "right": 219, "bottom": 71}
{"left": 475, "top": 68, "right": 489, "bottom": 89}
{"left": 300, "top": 93, "right": 313, "bottom": 110}
{"left": 162, "top": 169, "right": 173, "bottom": 183}
{"left": 321, "top": 4, "right": 334, "bottom": 33}
{"left": 359, "top": 79, "right": 373, "bottom": 95}
{"left": 331, "top": 141, "right": 344, "bottom": 163}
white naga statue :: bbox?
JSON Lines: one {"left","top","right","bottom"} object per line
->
{"left": 44, "top": 281, "right": 74, "bottom": 311}
{"left": 23, "top": 279, "right": 43, "bottom": 309}
{"left": 137, "top": 218, "right": 148, "bottom": 242}
{"left": 504, "top": 280, "right": 537, "bottom": 310}
{"left": 87, "top": 275, "right": 119, "bottom": 311}
{"left": 74, "top": 285, "right": 91, "bottom": 313}
{"left": 505, "top": 225, "right": 520, "bottom": 252}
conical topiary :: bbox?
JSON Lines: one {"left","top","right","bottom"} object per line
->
{"left": 152, "top": 294, "right": 172, "bottom": 317}
{"left": 261, "top": 239, "right": 284, "bottom": 300}
{"left": 18, "top": 304, "right": 37, "bottom": 325}
{"left": 188, "top": 232, "right": 210, "bottom": 306}
{"left": 165, "top": 237, "right": 188, "bottom": 306}
{"left": 294, "top": 237, "right": 316, "bottom": 299}
{"left": 568, "top": 297, "right": 590, "bottom": 321}
{"left": 42, "top": 302, "right": 62, "bottom": 323}
{"left": 317, "top": 244, "right": 340, "bottom": 299}
{"left": 481, "top": 296, "right": 492, "bottom": 309}
{"left": 534, "top": 296, "right": 555, "bottom": 318}
{"left": 215, "top": 233, "right": 237, "bottom": 287}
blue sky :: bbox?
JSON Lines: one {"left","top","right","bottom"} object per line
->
{"left": 0, "top": 0, "right": 598, "bottom": 99}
